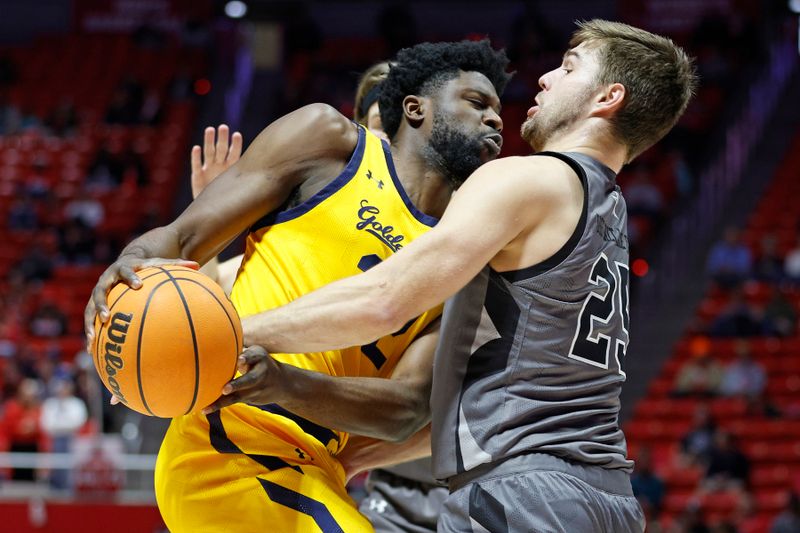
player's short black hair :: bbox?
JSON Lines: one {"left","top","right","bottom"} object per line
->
{"left": 379, "top": 40, "right": 512, "bottom": 139}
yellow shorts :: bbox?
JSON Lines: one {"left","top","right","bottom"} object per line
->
{"left": 154, "top": 406, "right": 373, "bottom": 533}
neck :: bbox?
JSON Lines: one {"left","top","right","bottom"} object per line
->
{"left": 540, "top": 121, "right": 626, "bottom": 173}
{"left": 389, "top": 136, "right": 455, "bottom": 219}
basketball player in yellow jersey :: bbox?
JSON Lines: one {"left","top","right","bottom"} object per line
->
{"left": 86, "top": 40, "right": 510, "bottom": 532}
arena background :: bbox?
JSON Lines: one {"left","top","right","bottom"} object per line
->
{"left": 0, "top": 0, "right": 799, "bottom": 531}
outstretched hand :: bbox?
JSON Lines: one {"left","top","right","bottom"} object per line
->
{"left": 191, "top": 124, "right": 243, "bottom": 198}
{"left": 202, "top": 345, "right": 285, "bottom": 414}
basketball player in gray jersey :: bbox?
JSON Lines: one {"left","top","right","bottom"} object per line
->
{"left": 205, "top": 20, "right": 697, "bottom": 531}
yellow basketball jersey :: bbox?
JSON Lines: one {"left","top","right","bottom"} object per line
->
{"left": 227, "top": 123, "right": 441, "bottom": 451}
{"left": 156, "top": 125, "right": 442, "bottom": 532}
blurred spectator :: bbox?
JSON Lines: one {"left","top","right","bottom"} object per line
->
{"left": 784, "top": 235, "right": 800, "bottom": 281}
{"left": 674, "top": 339, "right": 723, "bottom": 397}
{"left": 120, "top": 143, "right": 149, "bottom": 187}
{"left": 709, "top": 289, "right": 765, "bottom": 337}
{"left": 763, "top": 287, "right": 797, "bottom": 337}
{"left": 105, "top": 76, "right": 144, "bottom": 125}
{"left": 11, "top": 243, "right": 53, "bottom": 283}
{"left": 729, "top": 493, "right": 762, "bottom": 533}
{"left": 57, "top": 218, "right": 97, "bottom": 265}
{"left": 675, "top": 503, "right": 711, "bottom": 533}
{"left": 7, "top": 195, "right": 39, "bottom": 230}
{"left": 40, "top": 378, "right": 88, "bottom": 490}
{"left": 1, "top": 378, "right": 43, "bottom": 481}
{"left": 706, "top": 227, "right": 752, "bottom": 288}
{"left": 681, "top": 404, "right": 718, "bottom": 464}
{"left": 624, "top": 169, "right": 664, "bottom": 222}
{"left": 74, "top": 441, "right": 123, "bottom": 496}
{"left": 771, "top": 492, "right": 800, "bottom": 533}
{"left": 719, "top": 340, "right": 766, "bottom": 398}
{"left": 0, "top": 92, "right": 21, "bottom": 135}
{"left": 139, "top": 88, "right": 163, "bottom": 125}
{"left": 29, "top": 302, "right": 68, "bottom": 338}
{"left": 64, "top": 191, "right": 105, "bottom": 228}
{"left": 630, "top": 447, "right": 664, "bottom": 514}
{"left": 745, "top": 394, "right": 782, "bottom": 419}
{"left": 44, "top": 98, "right": 79, "bottom": 137}
{"left": 754, "top": 233, "right": 784, "bottom": 282}
{"left": 86, "top": 143, "right": 125, "bottom": 189}
{"left": 105, "top": 87, "right": 137, "bottom": 125}
{"left": 702, "top": 431, "right": 750, "bottom": 492}
{"left": 168, "top": 66, "right": 195, "bottom": 101}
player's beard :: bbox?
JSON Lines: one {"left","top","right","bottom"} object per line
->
{"left": 423, "top": 114, "right": 487, "bottom": 189}
{"left": 521, "top": 86, "right": 595, "bottom": 152}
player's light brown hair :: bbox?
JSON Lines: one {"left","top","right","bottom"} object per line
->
{"left": 570, "top": 19, "right": 697, "bottom": 162}
{"left": 353, "top": 61, "right": 391, "bottom": 124}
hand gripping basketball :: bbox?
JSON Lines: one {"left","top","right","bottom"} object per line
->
{"left": 202, "top": 345, "right": 285, "bottom": 414}
{"left": 85, "top": 254, "right": 199, "bottom": 350}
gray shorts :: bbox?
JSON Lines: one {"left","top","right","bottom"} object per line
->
{"left": 438, "top": 453, "right": 645, "bottom": 533}
{"left": 359, "top": 469, "right": 448, "bottom": 533}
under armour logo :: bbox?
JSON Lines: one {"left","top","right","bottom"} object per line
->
{"left": 365, "top": 170, "right": 384, "bottom": 189}
{"left": 367, "top": 498, "right": 388, "bottom": 514}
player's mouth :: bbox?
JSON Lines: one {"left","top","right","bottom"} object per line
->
{"left": 483, "top": 134, "right": 503, "bottom": 155}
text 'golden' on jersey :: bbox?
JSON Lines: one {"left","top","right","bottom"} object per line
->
{"left": 356, "top": 198, "right": 406, "bottom": 252}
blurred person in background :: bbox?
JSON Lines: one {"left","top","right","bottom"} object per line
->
{"left": 753, "top": 232, "right": 784, "bottom": 282}
{"left": 763, "top": 286, "right": 798, "bottom": 337}
{"left": 784, "top": 235, "right": 800, "bottom": 282}
{"left": 706, "top": 226, "right": 752, "bottom": 288}
{"left": 719, "top": 340, "right": 766, "bottom": 399}
{"left": 709, "top": 288, "right": 766, "bottom": 337}
{"left": 1, "top": 378, "right": 43, "bottom": 481}
{"left": 681, "top": 404, "right": 718, "bottom": 466}
{"left": 673, "top": 339, "right": 723, "bottom": 397}
{"left": 353, "top": 61, "right": 391, "bottom": 140}
{"left": 630, "top": 447, "right": 665, "bottom": 515}
{"left": 701, "top": 431, "right": 750, "bottom": 494}
{"left": 40, "top": 377, "right": 88, "bottom": 490}
{"left": 28, "top": 301, "right": 68, "bottom": 338}
{"left": 63, "top": 190, "right": 105, "bottom": 229}
{"left": 771, "top": 492, "right": 800, "bottom": 533}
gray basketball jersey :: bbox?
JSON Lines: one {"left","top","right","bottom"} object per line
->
{"left": 431, "top": 151, "right": 633, "bottom": 481}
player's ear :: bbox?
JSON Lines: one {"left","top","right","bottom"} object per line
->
{"left": 591, "top": 82, "right": 625, "bottom": 119}
{"left": 402, "top": 95, "right": 426, "bottom": 129}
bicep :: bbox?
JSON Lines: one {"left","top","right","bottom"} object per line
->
{"left": 378, "top": 160, "right": 536, "bottom": 318}
{"left": 168, "top": 105, "right": 357, "bottom": 263}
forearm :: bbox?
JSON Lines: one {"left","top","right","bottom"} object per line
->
{"left": 119, "top": 225, "right": 190, "bottom": 262}
{"left": 338, "top": 425, "right": 432, "bottom": 481}
{"left": 241, "top": 274, "right": 403, "bottom": 351}
{"left": 275, "top": 363, "right": 429, "bottom": 441}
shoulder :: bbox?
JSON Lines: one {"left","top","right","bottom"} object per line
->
{"left": 463, "top": 155, "right": 581, "bottom": 205}
{"left": 243, "top": 103, "right": 359, "bottom": 170}
{"left": 287, "top": 103, "right": 358, "bottom": 149}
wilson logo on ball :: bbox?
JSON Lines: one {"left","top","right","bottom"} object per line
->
{"left": 103, "top": 312, "right": 133, "bottom": 404}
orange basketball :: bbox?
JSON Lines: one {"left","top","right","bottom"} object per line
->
{"left": 92, "top": 265, "right": 242, "bottom": 418}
